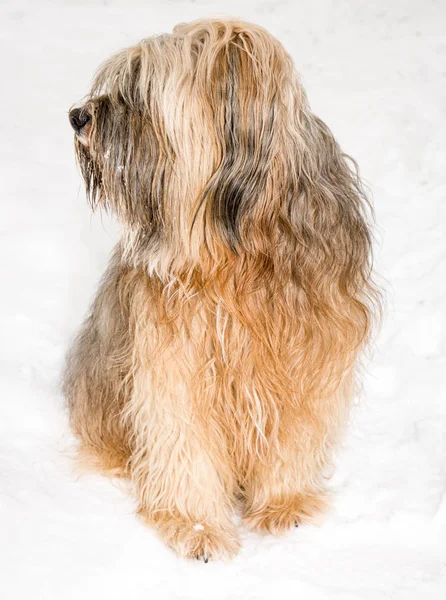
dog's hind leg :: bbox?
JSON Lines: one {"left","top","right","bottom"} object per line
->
{"left": 63, "top": 248, "right": 136, "bottom": 477}
{"left": 242, "top": 374, "right": 354, "bottom": 533}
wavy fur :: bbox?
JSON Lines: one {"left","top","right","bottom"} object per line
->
{"left": 64, "top": 19, "right": 381, "bottom": 560}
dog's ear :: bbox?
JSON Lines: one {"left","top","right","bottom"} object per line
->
{"left": 286, "top": 112, "right": 374, "bottom": 298}
{"left": 280, "top": 110, "right": 381, "bottom": 360}
{"left": 194, "top": 37, "right": 279, "bottom": 254}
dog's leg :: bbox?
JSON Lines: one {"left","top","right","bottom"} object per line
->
{"left": 128, "top": 368, "right": 239, "bottom": 561}
{"left": 242, "top": 375, "right": 353, "bottom": 533}
{"left": 64, "top": 251, "right": 135, "bottom": 477}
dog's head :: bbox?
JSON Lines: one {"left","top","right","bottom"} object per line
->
{"left": 70, "top": 21, "right": 303, "bottom": 260}
{"left": 69, "top": 18, "right": 373, "bottom": 294}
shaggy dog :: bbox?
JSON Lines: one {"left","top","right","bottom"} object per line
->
{"left": 64, "top": 18, "right": 380, "bottom": 561}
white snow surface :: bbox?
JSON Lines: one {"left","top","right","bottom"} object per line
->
{"left": 1, "top": 1, "right": 445, "bottom": 598}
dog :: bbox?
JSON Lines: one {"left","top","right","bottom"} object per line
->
{"left": 64, "top": 18, "right": 380, "bottom": 561}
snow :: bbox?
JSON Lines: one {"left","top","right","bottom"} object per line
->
{"left": 1, "top": 0, "right": 445, "bottom": 598}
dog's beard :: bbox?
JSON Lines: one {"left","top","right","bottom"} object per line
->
{"left": 74, "top": 101, "right": 168, "bottom": 272}
{"left": 75, "top": 137, "right": 105, "bottom": 211}
{"left": 75, "top": 93, "right": 168, "bottom": 241}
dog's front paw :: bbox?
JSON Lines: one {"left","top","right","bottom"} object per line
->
{"left": 156, "top": 515, "right": 240, "bottom": 561}
{"left": 243, "top": 492, "right": 329, "bottom": 534}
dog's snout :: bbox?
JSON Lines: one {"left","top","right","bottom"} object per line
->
{"left": 69, "top": 108, "right": 91, "bottom": 134}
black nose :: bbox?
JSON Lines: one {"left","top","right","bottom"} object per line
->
{"left": 69, "top": 108, "right": 91, "bottom": 133}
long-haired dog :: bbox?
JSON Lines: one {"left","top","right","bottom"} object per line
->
{"left": 64, "top": 18, "right": 380, "bottom": 561}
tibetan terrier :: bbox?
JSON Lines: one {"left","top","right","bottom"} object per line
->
{"left": 64, "top": 19, "right": 380, "bottom": 561}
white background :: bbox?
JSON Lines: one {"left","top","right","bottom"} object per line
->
{"left": 1, "top": 0, "right": 445, "bottom": 598}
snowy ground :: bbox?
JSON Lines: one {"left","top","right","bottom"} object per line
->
{"left": 1, "top": 0, "right": 445, "bottom": 598}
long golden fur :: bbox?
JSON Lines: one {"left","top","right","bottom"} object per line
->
{"left": 64, "top": 18, "right": 381, "bottom": 561}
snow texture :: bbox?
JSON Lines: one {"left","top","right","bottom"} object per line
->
{"left": 1, "top": 1, "right": 445, "bottom": 598}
